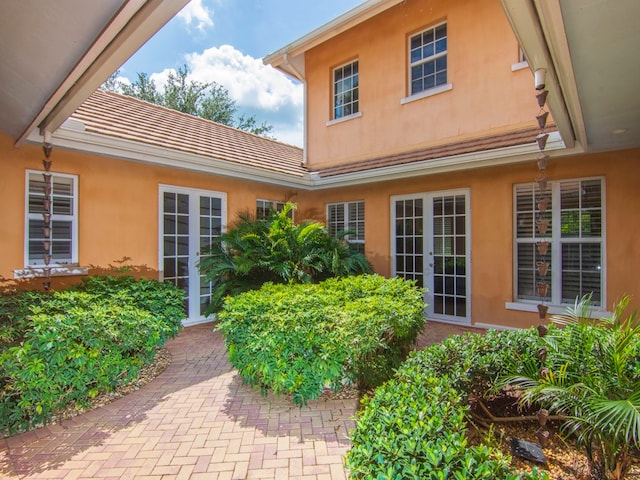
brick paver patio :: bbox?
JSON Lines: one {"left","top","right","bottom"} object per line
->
{"left": 0, "top": 321, "right": 481, "bottom": 479}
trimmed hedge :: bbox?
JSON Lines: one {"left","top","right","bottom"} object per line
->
{"left": 217, "top": 274, "right": 425, "bottom": 405}
{"left": 0, "top": 276, "right": 184, "bottom": 434}
{"left": 347, "top": 328, "right": 549, "bottom": 480}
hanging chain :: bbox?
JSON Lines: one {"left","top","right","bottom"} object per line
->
{"left": 42, "top": 139, "right": 53, "bottom": 291}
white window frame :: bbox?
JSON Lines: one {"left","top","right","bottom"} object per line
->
{"left": 23, "top": 170, "right": 79, "bottom": 268}
{"left": 256, "top": 199, "right": 291, "bottom": 220}
{"left": 510, "top": 176, "right": 606, "bottom": 311}
{"left": 326, "top": 200, "right": 365, "bottom": 250}
{"left": 407, "top": 21, "right": 449, "bottom": 98}
{"left": 332, "top": 60, "right": 359, "bottom": 121}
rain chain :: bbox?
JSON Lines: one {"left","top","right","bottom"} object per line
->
{"left": 534, "top": 77, "right": 551, "bottom": 336}
{"left": 41, "top": 134, "right": 53, "bottom": 291}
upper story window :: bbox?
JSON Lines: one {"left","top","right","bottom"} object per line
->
{"left": 25, "top": 171, "right": 78, "bottom": 266}
{"left": 256, "top": 199, "right": 291, "bottom": 220}
{"left": 333, "top": 60, "right": 359, "bottom": 119}
{"left": 327, "top": 201, "right": 365, "bottom": 253}
{"left": 514, "top": 178, "right": 604, "bottom": 306}
{"left": 409, "top": 22, "right": 447, "bottom": 96}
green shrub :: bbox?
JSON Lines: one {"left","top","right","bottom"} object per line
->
{"left": 504, "top": 295, "right": 640, "bottom": 480}
{"left": 198, "top": 203, "right": 372, "bottom": 313}
{"left": 217, "top": 275, "right": 425, "bottom": 405}
{"left": 0, "top": 276, "right": 184, "bottom": 434}
{"left": 347, "top": 328, "right": 549, "bottom": 480}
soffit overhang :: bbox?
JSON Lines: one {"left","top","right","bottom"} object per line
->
{"left": 0, "top": 0, "right": 189, "bottom": 145}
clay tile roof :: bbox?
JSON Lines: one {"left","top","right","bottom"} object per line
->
{"left": 315, "top": 126, "right": 544, "bottom": 177}
{"left": 71, "top": 90, "right": 307, "bottom": 177}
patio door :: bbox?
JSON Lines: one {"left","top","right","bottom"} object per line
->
{"left": 392, "top": 190, "right": 470, "bottom": 324}
{"left": 159, "top": 185, "right": 226, "bottom": 326}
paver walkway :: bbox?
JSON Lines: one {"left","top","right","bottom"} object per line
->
{"left": 0, "top": 322, "right": 481, "bottom": 479}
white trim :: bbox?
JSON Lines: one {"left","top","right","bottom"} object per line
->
{"left": 512, "top": 176, "right": 606, "bottom": 308}
{"left": 511, "top": 61, "right": 529, "bottom": 71}
{"left": 29, "top": 127, "right": 571, "bottom": 191}
{"left": 505, "top": 301, "right": 611, "bottom": 319}
{"left": 472, "top": 321, "right": 519, "bottom": 331}
{"left": 158, "top": 184, "right": 227, "bottom": 326}
{"left": 326, "top": 111, "right": 362, "bottom": 126}
{"left": 311, "top": 130, "right": 567, "bottom": 189}
{"left": 24, "top": 170, "right": 79, "bottom": 268}
{"left": 14, "top": 265, "right": 89, "bottom": 279}
{"left": 332, "top": 59, "right": 360, "bottom": 122}
{"left": 401, "top": 83, "right": 452, "bottom": 105}
{"left": 390, "top": 188, "right": 471, "bottom": 325}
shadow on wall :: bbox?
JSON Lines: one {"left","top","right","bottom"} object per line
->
{"left": 0, "top": 257, "right": 159, "bottom": 293}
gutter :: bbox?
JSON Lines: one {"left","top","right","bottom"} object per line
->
{"left": 28, "top": 124, "right": 575, "bottom": 192}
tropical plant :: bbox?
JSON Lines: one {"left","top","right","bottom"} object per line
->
{"left": 503, "top": 295, "right": 640, "bottom": 480}
{"left": 198, "top": 203, "right": 372, "bottom": 313}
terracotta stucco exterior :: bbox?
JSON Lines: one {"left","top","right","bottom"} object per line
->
{"left": 304, "top": 0, "right": 536, "bottom": 168}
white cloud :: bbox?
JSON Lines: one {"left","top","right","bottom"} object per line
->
{"left": 177, "top": 0, "right": 214, "bottom": 33}
{"left": 186, "top": 45, "right": 304, "bottom": 146}
{"left": 140, "top": 45, "right": 304, "bottom": 146}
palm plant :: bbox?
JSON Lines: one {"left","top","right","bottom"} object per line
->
{"left": 504, "top": 295, "right": 640, "bottom": 480}
{"left": 198, "top": 203, "right": 371, "bottom": 313}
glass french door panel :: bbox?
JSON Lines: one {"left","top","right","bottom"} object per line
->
{"left": 432, "top": 194, "right": 467, "bottom": 318}
{"left": 198, "top": 195, "right": 223, "bottom": 316}
{"left": 394, "top": 198, "right": 424, "bottom": 288}
{"left": 163, "top": 192, "right": 190, "bottom": 316}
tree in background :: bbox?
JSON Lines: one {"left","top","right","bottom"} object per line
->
{"left": 103, "top": 65, "right": 274, "bottom": 137}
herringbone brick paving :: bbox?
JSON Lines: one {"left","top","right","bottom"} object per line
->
{"left": 0, "top": 321, "right": 480, "bottom": 479}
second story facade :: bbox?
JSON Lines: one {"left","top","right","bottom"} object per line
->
{"left": 265, "top": 0, "right": 538, "bottom": 170}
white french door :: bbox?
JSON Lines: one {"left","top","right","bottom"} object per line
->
{"left": 391, "top": 189, "right": 471, "bottom": 324}
{"left": 159, "top": 185, "right": 226, "bottom": 326}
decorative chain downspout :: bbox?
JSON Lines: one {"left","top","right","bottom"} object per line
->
{"left": 533, "top": 70, "right": 551, "bottom": 335}
{"left": 42, "top": 131, "right": 53, "bottom": 291}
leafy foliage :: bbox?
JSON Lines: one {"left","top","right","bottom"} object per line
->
{"left": 198, "top": 204, "right": 372, "bottom": 313}
{"left": 0, "top": 276, "right": 184, "bottom": 434}
{"left": 217, "top": 275, "right": 425, "bottom": 405}
{"left": 347, "top": 327, "right": 548, "bottom": 479}
{"left": 104, "top": 65, "right": 274, "bottom": 137}
{"left": 503, "top": 295, "right": 640, "bottom": 480}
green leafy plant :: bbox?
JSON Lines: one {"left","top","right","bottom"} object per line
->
{"left": 217, "top": 275, "right": 425, "bottom": 405}
{"left": 503, "top": 295, "right": 640, "bottom": 480}
{"left": 198, "top": 203, "right": 372, "bottom": 313}
{"left": 347, "top": 329, "right": 549, "bottom": 479}
{"left": 0, "top": 275, "right": 185, "bottom": 434}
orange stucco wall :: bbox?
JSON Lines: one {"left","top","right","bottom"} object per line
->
{"left": 1, "top": 132, "right": 638, "bottom": 328}
{"left": 304, "top": 0, "right": 535, "bottom": 168}
{"left": 0, "top": 133, "right": 293, "bottom": 290}
{"left": 297, "top": 149, "right": 640, "bottom": 329}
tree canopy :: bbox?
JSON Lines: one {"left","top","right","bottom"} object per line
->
{"left": 103, "top": 65, "right": 274, "bottom": 137}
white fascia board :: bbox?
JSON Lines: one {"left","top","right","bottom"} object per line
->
{"left": 311, "top": 131, "right": 569, "bottom": 189}
{"left": 28, "top": 128, "right": 574, "bottom": 191}
{"left": 263, "top": 0, "right": 402, "bottom": 70}
{"left": 27, "top": 127, "right": 313, "bottom": 190}
{"left": 500, "top": 0, "right": 579, "bottom": 150}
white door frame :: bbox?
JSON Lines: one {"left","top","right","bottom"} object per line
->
{"left": 391, "top": 188, "right": 471, "bottom": 324}
{"left": 158, "top": 184, "right": 227, "bottom": 326}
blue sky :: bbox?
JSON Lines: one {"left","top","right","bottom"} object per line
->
{"left": 119, "top": 0, "right": 363, "bottom": 146}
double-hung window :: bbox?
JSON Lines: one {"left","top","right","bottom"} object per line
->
{"left": 327, "top": 201, "right": 365, "bottom": 253}
{"left": 514, "top": 177, "right": 604, "bottom": 306}
{"left": 409, "top": 22, "right": 447, "bottom": 96}
{"left": 333, "top": 60, "right": 359, "bottom": 119}
{"left": 25, "top": 171, "right": 78, "bottom": 266}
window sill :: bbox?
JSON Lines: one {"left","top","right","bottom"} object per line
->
{"left": 401, "top": 83, "right": 453, "bottom": 105}
{"left": 14, "top": 265, "right": 89, "bottom": 279}
{"left": 505, "top": 301, "right": 611, "bottom": 318}
{"left": 511, "top": 61, "right": 529, "bottom": 72}
{"left": 326, "top": 111, "right": 362, "bottom": 127}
